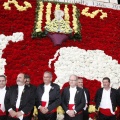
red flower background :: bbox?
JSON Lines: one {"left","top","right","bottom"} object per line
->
{"left": 0, "top": 0, "right": 120, "bottom": 118}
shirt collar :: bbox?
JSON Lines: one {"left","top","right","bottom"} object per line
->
{"left": 70, "top": 86, "right": 77, "bottom": 90}
{"left": 44, "top": 83, "right": 51, "bottom": 88}
{"left": 0, "top": 86, "right": 6, "bottom": 91}
{"left": 18, "top": 85, "right": 25, "bottom": 89}
{"left": 103, "top": 87, "right": 111, "bottom": 91}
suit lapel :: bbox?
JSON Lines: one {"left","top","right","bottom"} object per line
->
{"left": 19, "top": 85, "right": 28, "bottom": 108}
{"left": 41, "top": 84, "right": 44, "bottom": 94}
{"left": 49, "top": 83, "right": 54, "bottom": 93}
{"left": 14, "top": 85, "right": 18, "bottom": 105}
{"left": 74, "top": 87, "right": 79, "bottom": 103}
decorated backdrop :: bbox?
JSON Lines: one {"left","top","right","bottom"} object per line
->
{"left": 0, "top": 0, "right": 120, "bottom": 119}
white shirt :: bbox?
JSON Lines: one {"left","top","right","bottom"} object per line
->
{"left": 41, "top": 84, "right": 51, "bottom": 107}
{"left": 16, "top": 85, "right": 25, "bottom": 120}
{"left": 0, "top": 86, "right": 6, "bottom": 112}
{"left": 69, "top": 87, "right": 77, "bottom": 109}
{"left": 16, "top": 85, "right": 25, "bottom": 108}
{"left": 100, "top": 88, "right": 115, "bottom": 114}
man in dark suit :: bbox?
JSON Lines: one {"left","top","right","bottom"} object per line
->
{"left": 5, "top": 73, "right": 35, "bottom": 120}
{"left": 61, "top": 75, "right": 85, "bottom": 120}
{"left": 77, "top": 78, "right": 90, "bottom": 120}
{"left": 117, "top": 87, "right": 120, "bottom": 103}
{"left": 117, "top": 87, "right": 120, "bottom": 119}
{"left": 36, "top": 71, "right": 61, "bottom": 120}
{"left": 95, "top": 77, "right": 117, "bottom": 120}
{"left": 25, "top": 74, "right": 36, "bottom": 120}
{"left": 0, "top": 75, "right": 9, "bottom": 120}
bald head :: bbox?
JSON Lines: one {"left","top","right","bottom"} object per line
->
{"left": 69, "top": 75, "right": 78, "bottom": 88}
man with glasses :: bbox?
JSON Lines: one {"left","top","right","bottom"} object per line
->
{"left": 0, "top": 75, "right": 8, "bottom": 120}
{"left": 36, "top": 71, "right": 61, "bottom": 120}
{"left": 61, "top": 75, "right": 85, "bottom": 120}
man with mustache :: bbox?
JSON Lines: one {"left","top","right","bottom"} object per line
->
{"left": 0, "top": 75, "right": 8, "bottom": 120}
{"left": 5, "top": 73, "right": 35, "bottom": 120}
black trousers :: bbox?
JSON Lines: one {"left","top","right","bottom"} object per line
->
{"left": 98, "top": 112, "right": 116, "bottom": 120}
{"left": 38, "top": 112, "right": 57, "bottom": 120}
{"left": 0, "top": 116, "right": 7, "bottom": 120}
{"left": 83, "top": 109, "right": 89, "bottom": 120}
{"left": 64, "top": 113, "right": 83, "bottom": 120}
{"left": 7, "top": 116, "right": 31, "bottom": 120}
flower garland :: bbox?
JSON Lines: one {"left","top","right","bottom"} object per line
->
{"left": 3, "top": 0, "right": 32, "bottom": 11}
{"left": 45, "top": 3, "right": 52, "bottom": 25}
{"left": 35, "top": 1, "right": 44, "bottom": 32}
{"left": 81, "top": 7, "right": 107, "bottom": 19}
{"left": 64, "top": 5, "right": 70, "bottom": 24}
{"left": 55, "top": 3, "right": 60, "bottom": 10}
{"left": 72, "top": 5, "right": 80, "bottom": 34}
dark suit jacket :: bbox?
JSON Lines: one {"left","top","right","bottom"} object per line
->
{"left": 36, "top": 83, "right": 61, "bottom": 112}
{"left": 95, "top": 88, "right": 117, "bottom": 112}
{"left": 61, "top": 86, "right": 85, "bottom": 113}
{"left": 83, "top": 87, "right": 90, "bottom": 105}
{"left": 4, "top": 85, "right": 35, "bottom": 114}
{"left": 117, "top": 88, "right": 120, "bottom": 106}
{"left": 27, "top": 84, "right": 36, "bottom": 92}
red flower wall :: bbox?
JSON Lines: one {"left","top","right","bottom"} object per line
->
{"left": 0, "top": 1, "right": 120, "bottom": 118}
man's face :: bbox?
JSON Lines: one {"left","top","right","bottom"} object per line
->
{"left": 77, "top": 79, "right": 83, "bottom": 88}
{"left": 0, "top": 77, "right": 7, "bottom": 89}
{"left": 43, "top": 73, "right": 52, "bottom": 84}
{"left": 16, "top": 73, "right": 25, "bottom": 86}
{"left": 25, "top": 78, "right": 30, "bottom": 85}
{"left": 102, "top": 79, "right": 110, "bottom": 88}
{"left": 69, "top": 75, "right": 77, "bottom": 87}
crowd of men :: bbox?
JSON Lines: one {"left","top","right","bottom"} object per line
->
{"left": 0, "top": 71, "right": 120, "bottom": 120}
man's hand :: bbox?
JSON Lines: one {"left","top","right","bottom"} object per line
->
{"left": 40, "top": 107, "right": 47, "bottom": 114}
{"left": 9, "top": 110, "right": 17, "bottom": 117}
{"left": 95, "top": 111, "right": 99, "bottom": 119}
{"left": 67, "top": 110, "right": 75, "bottom": 117}
{"left": 16, "top": 111, "right": 23, "bottom": 118}
{"left": 44, "top": 108, "right": 49, "bottom": 114}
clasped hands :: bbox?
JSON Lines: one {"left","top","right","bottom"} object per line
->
{"left": 9, "top": 110, "right": 23, "bottom": 118}
{"left": 39, "top": 106, "right": 49, "bottom": 114}
{"left": 67, "top": 110, "right": 75, "bottom": 117}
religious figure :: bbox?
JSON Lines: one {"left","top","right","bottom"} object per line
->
{"left": 45, "top": 10, "right": 72, "bottom": 34}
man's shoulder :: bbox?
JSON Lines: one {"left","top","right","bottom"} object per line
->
{"left": 10, "top": 85, "right": 17, "bottom": 89}
{"left": 77, "top": 87, "right": 84, "bottom": 93}
{"left": 29, "top": 84, "right": 36, "bottom": 89}
{"left": 83, "top": 87, "right": 89, "bottom": 91}
{"left": 111, "top": 87, "right": 117, "bottom": 92}
{"left": 51, "top": 83, "right": 59, "bottom": 87}
{"left": 96, "top": 88, "right": 103, "bottom": 93}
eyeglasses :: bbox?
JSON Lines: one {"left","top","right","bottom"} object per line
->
{"left": 69, "top": 79, "right": 77, "bottom": 81}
